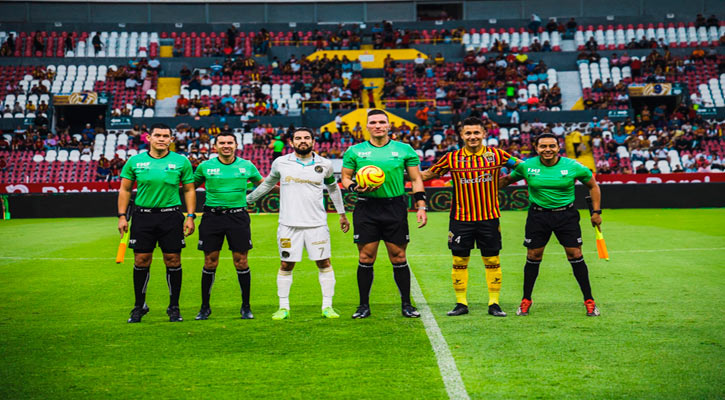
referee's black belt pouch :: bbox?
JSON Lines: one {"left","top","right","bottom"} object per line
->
{"left": 136, "top": 206, "right": 181, "bottom": 213}
{"left": 529, "top": 203, "right": 574, "bottom": 212}
{"left": 203, "top": 206, "right": 247, "bottom": 214}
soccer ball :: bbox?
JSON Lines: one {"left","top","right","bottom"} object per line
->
{"left": 356, "top": 165, "right": 385, "bottom": 188}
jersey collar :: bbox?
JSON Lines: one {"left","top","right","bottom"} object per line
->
{"left": 288, "top": 151, "right": 318, "bottom": 167}
{"left": 461, "top": 146, "right": 486, "bottom": 157}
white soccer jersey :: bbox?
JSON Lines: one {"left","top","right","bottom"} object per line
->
{"left": 248, "top": 153, "right": 343, "bottom": 227}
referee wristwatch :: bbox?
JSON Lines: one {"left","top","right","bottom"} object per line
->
{"left": 117, "top": 213, "right": 126, "bottom": 218}
{"left": 186, "top": 213, "right": 197, "bottom": 219}
{"left": 592, "top": 210, "right": 602, "bottom": 215}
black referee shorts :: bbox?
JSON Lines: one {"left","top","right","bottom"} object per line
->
{"left": 524, "top": 205, "right": 583, "bottom": 249}
{"left": 353, "top": 196, "right": 409, "bottom": 245}
{"left": 448, "top": 218, "right": 501, "bottom": 257}
{"left": 129, "top": 208, "right": 185, "bottom": 254}
{"left": 198, "top": 208, "right": 253, "bottom": 253}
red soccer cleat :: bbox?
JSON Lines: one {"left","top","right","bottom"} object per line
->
{"left": 585, "top": 299, "right": 601, "bottom": 316}
{"left": 516, "top": 298, "right": 532, "bottom": 316}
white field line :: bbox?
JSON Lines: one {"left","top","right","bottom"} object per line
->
{"left": 1, "top": 247, "right": 723, "bottom": 261}
{"left": 410, "top": 269, "right": 470, "bottom": 400}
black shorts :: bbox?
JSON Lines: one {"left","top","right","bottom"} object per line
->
{"left": 129, "top": 208, "right": 185, "bottom": 254}
{"left": 448, "top": 218, "right": 501, "bottom": 257}
{"left": 198, "top": 208, "right": 252, "bottom": 253}
{"left": 524, "top": 205, "right": 583, "bottom": 249}
{"left": 353, "top": 196, "right": 409, "bottom": 245}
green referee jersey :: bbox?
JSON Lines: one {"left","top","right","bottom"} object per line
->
{"left": 509, "top": 156, "right": 593, "bottom": 209}
{"left": 342, "top": 139, "right": 420, "bottom": 198}
{"left": 120, "top": 151, "right": 194, "bottom": 208}
{"left": 194, "top": 157, "right": 262, "bottom": 208}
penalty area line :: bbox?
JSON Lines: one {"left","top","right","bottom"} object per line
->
{"left": 410, "top": 269, "right": 470, "bottom": 400}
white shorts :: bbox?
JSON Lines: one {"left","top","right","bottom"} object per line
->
{"left": 277, "top": 224, "right": 331, "bottom": 262}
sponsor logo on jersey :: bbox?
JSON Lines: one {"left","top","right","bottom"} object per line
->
{"left": 284, "top": 176, "right": 321, "bottom": 185}
{"left": 166, "top": 164, "right": 177, "bottom": 170}
{"left": 239, "top": 168, "right": 246, "bottom": 174}
{"left": 311, "top": 239, "right": 328, "bottom": 245}
{"left": 459, "top": 173, "right": 493, "bottom": 184}
{"left": 392, "top": 152, "right": 399, "bottom": 157}
{"left": 357, "top": 151, "right": 371, "bottom": 158}
{"left": 206, "top": 168, "right": 221, "bottom": 175}
{"left": 136, "top": 162, "right": 150, "bottom": 169}
{"left": 314, "top": 165, "right": 323, "bottom": 173}
{"left": 528, "top": 168, "right": 541, "bottom": 175}
{"left": 561, "top": 169, "right": 569, "bottom": 176}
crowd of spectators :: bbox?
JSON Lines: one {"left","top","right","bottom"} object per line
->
{"left": 382, "top": 51, "right": 561, "bottom": 114}
{"left": 580, "top": 48, "right": 725, "bottom": 110}
{"left": 175, "top": 53, "right": 366, "bottom": 117}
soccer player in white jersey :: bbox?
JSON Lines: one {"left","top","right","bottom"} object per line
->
{"left": 247, "top": 127, "right": 349, "bottom": 319}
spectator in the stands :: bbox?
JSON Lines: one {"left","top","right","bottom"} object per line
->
{"left": 125, "top": 75, "right": 139, "bottom": 90}
{"left": 81, "top": 123, "right": 95, "bottom": 140}
{"left": 32, "top": 31, "right": 44, "bottom": 54}
{"left": 528, "top": 13, "right": 542, "bottom": 33}
{"left": 546, "top": 18, "right": 558, "bottom": 33}
{"left": 210, "top": 60, "right": 223, "bottom": 77}
{"left": 565, "top": 18, "right": 578, "bottom": 37}
{"left": 96, "top": 156, "right": 111, "bottom": 181}
{"left": 92, "top": 33, "right": 102, "bottom": 52}
{"left": 200, "top": 74, "right": 213, "bottom": 89}
{"left": 695, "top": 14, "right": 707, "bottom": 28}
{"left": 706, "top": 14, "right": 719, "bottom": 28}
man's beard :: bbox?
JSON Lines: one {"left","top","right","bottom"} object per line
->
{"left": 294, "top": 145, "right": 312, "bottom": 155}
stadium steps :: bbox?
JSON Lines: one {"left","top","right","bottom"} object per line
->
{"left": 558, "top": 71, "right": 583, "bottom": 110}
{"left": 318, "top": 108, "right": 417, "bottom": 139}
{"left": 156, "top": 95, "right": 179, "bottom": 117}
{"left": 157, "top": 77, "right": 181, "bottom": 100}
{"left": 560, "top": 39, "right": 577, "bottom": 52}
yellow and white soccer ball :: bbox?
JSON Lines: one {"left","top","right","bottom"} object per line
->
{"left": 356, "top": 165, "right": 385, "bottom": 189}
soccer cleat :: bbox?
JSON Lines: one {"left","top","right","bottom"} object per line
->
{"left": 322, "top": 307, "right": 340, "bottom": 319}
{"left": 402, "top": 303, "right": 421, "bottom": 318}
{"left": 166, "top": 306, "right": 183, "bottom": 322}
{"left": 271, "top": 308, "right": 289, "bottom": 320}
{"left": 127, "top": 305, "right": 149, "bottom": 323}
{"left": 195, "top": 306, "right": 212, "bottom": 320}
{"left": 352, "top": 304, "right": 371, "bottom": 319}
{"left": 446, "top": 303, "right": 469, "bottom": 316}
{"left": 240, "top": 305, "right": 254, "bottom": 320}
{"left": 488, "top": 303, "right": 507, "bottom": 317}
{"left": 516, "top": 299, "right": 532, "bottom": 316}
{"left": 585, "top": 299, "right": 601, "bottom": 316}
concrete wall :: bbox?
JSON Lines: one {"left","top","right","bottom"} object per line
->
{"left": 0, "top": 1, "right": 719, "bottom": 24}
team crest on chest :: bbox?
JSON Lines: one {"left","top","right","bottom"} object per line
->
{"left": 239, "top": 167, "right": 247, "bottom": 174}
{"left": 314, "top": 165, "right": 323, "bottom": 173}
{"left": 166, "top": 164, "right": 177, "bottom": 170}
{"left": 561, "top": 169, "right": 569, "bottom": 176}
{"left": 483, "top": 151, "right": 496, "bottom": 163}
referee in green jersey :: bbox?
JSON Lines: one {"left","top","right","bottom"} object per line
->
{"left": 500, "top": 133, "right": 603, "bottom": 317}
{"left": 341, "top": 109, "right": 428, "bottom": 319}
{"left": 118, "top": 124, "right": 196, "bottom": 323}
{"left": 193, "top": 132, "right": 263, "bottom": 320}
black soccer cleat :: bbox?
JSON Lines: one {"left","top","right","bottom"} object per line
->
{"left": 488, "top": 303, "right": 507, "bottom": 317}
{"left": 352, "top": 304, "right": 371, "bottom": 319}
{"left": 195, "top": 306, "right": 212, "bottom": 320}
{"left": 240, "top": 305, "right": 254, "bottom": 320}
{"left": 127, "top": 305, "right": 149, "bottom": 323}
{"left": 446, "top": 303, "right": 469, "bottom": 316}
{"left": 402, "top": 303, "right": 421, "bottom": 318}
{"left": 167, "top": 306, "right": 184, "bottom": 322}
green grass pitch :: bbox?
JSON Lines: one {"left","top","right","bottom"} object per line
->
{"left": 0, "top": 209, "right": 723, "bottom": 399}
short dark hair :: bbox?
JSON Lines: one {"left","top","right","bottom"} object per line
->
{"left": 461, "top": 116, "right": 485, "bottom": 127}
{"left": 150, "top": 123, "right": 172, "bottom": 134}
{"left": 292, "top": 127, "right": 315, "bottom": 139}
{"left": 367, "top": 109, "right": 389, "bottom": 121}
{"left": 534, "top": 133, "right": 559, "bottom": 147}
{"left": 216, "top": 131, "right": 236, "bottom": 143}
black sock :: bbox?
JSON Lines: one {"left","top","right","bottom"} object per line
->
{"left": 237, "top": 268, "right": 251, "bottom": 307}
{"left": 201, "top": 267, "right": 216, "bottom": 308}
{"left": 357, "top": 262, "right": 374, "bottom": 305}
{"left": 133, "top": 266, "right": 150, "bottom": 308}
{"left": 166, "top": 266, "right": 182, "bottom": 308}
{"left": 392, "top": 262, "right": 411, "bottom": 305}
{"left": 523, "top": 258, "right": 541, "bottom": 300}
{"left": 569, "top": 257, "right": 593, "bottom": 301}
